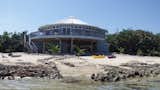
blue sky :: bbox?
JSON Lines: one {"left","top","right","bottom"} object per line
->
{"left": 0, "top": 0, "right": 160, "bottom": 34}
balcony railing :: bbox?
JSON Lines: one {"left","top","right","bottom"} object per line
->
{"left": 30, "top": 29, "right": 105, "bottom": 40}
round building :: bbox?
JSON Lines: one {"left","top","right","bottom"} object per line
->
{"left": 29, "top": 17, "right": 108, "bottom": 54}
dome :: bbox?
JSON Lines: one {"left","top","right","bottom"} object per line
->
{"left": 55, "top": 16, "right": 88, "bottom": 25}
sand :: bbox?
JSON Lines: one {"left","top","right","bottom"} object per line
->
{"left": 81, "top": 54, "right": 160, "bottom": 66}
{"left": 0, "top": 52, "right": 160, "bottom": 77}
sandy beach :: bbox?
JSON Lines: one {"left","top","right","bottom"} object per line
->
{"left": 0, "top": 52, "right": 160, "bottom": 78}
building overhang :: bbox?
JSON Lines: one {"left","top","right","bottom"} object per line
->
{"left": 30, "top": 35, "right": 105, "bottom": 41}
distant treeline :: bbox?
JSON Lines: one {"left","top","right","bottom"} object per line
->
{"left": 0, "top": 30, "right": 160, "bottom": 57}
{"left": 0, "top": 31, "right": 27, "bottom": 52}
{"left": 106, "top": 29, "right": 160, "bottom": 56}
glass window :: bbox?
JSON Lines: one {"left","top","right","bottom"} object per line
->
{"left": 67, "top": 28, "right": 70, "bottom": 35}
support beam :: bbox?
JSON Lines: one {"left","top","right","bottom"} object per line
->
{"left": 91, "top": 41, "right": 93, "bottom": 53}
{"left": 70, "top": 38, "right": 73, "bottom": 54}
{"left": 42, "top": 40, "right": 45, "bottom": 53}
{"left": 28, "top": 35, "right": 31, "bottom": 46}
{"left": 59, "top": 39, "right": 62, "bottom": 53}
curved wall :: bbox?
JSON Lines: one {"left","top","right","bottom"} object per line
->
{"left": 30, "top": 24, "right": 106, "bottom": 40}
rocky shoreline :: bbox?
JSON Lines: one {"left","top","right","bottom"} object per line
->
{"left": 1, "top": 62, "right": 160, "bottom": 84}
{"left": 0, "top": 62, "right": 62, "bottom": 80}
{"left": 0, "top": 52, "right": 160, "bottom": 83}
{"left": 91, "top": 63, "right": 160, "bottom": 82}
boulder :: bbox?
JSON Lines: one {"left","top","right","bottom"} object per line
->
{"left": 91, "top": 63, "right": 160, "bottom": 82}
{"left": 0, "top": 63, "right": 62, "bottom": 80}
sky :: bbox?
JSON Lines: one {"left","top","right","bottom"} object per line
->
{"left": 0, "top": 0, "right": 160, "bottom": 34}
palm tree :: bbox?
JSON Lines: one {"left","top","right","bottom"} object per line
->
{"left": 49, "top": 45, "right": 60, "bottom": 55}
{"left": 75, "top": 46, "right": 85, "bottom": 57}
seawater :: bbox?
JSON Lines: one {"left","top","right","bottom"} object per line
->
{"left": 0, "top": 77, "right": 160, "bottom": 90}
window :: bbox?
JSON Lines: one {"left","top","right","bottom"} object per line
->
{"left": 67, "top": 28, "right": 70, "bottom": 35}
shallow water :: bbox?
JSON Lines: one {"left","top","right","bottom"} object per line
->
{"left": 0, "top": 77, "right": 160, "bottom": 90}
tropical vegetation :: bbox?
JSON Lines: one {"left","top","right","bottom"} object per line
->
{"left": 48, "top": 44, "right": 60, "bottom": 54}
{"left": 106, "top": 29, "right": 160, "bottom": 56}
{"left": 0, "top": 31, "right": 27, "bottom": 53}
{"left": 75, "top": 46, "right": 85, "bottom": 56}
{"left": 0, "top": 29, "right": 159, "bottom": 57}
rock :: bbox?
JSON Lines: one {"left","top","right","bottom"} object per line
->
{"left": 113, "top": 76, "right": 120, "bottom": 82}
{"left": 8, "top": 53, "right": 13, "bottom": 56}
{"left": 0, "top": 63, "right": 62, "bottom": 80}
{"left": 63, "top": 62, "right": 75, "bottom": 67}
{"left": 8, "top": 76, "right": 15, "bottom": 80}
{"left": 119, "top": 74, "right": 126, "bottom": 79}
{"left": 91, "top": 73, "right": 95, "bottom": 79}
{"left": 91, "top": 63, "right": 160, "bottom": 82}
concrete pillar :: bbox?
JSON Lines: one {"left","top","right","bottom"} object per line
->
{"left": 23, "top": 34, "right": 26, "bottom": 47}
{"left": 28, "top": 35, "right": 31, "bottom": 46}
{"left": 42, "top": 40, "right": 45, "bottom": 53}
{"left": 70, "top": 38, "right": 73, "bottom": 54}
{"left": 91, "top": 41, "right": 93, "bottom": 53}
{"left": 59, "top": 39, "right": 62, "bottom": 53}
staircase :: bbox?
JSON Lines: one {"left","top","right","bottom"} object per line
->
{"left": 26, "top": 41, "right": 39, "bottom": 53}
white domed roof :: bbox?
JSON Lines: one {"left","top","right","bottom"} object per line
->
{"left": 55, "top": 16, "right": 88, "bottom": 25}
